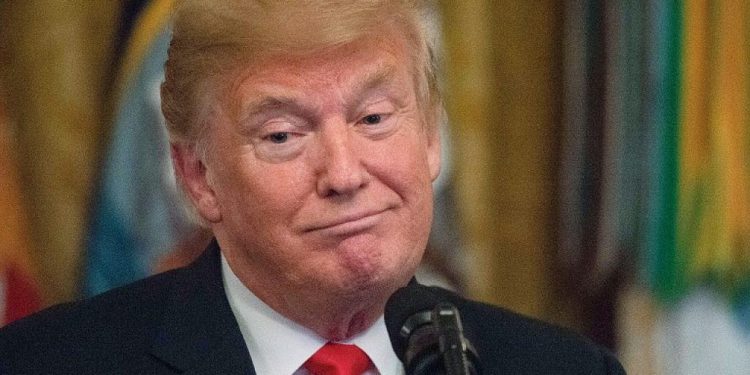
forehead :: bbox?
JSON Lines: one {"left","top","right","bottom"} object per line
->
{"left": 224, "top": 31, "right": 415, "bottom": 114}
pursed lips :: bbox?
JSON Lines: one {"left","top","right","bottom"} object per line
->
{"left": 304, "top": 208, "right": 390, "bottom": 234}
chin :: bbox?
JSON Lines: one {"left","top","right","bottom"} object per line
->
{"left": 345, "top": 261, "right": 416, "bottom": 302}
{"left": 325, "top": 238, "right": 423, "bottom": 299}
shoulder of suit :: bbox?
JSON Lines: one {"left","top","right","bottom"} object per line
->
{"left": 0, "top": 266, "right": 188, "bottom": 372}
{"left": 419, "top": 285, "right": 625, "bottom": 374}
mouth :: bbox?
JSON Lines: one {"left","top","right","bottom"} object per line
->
{"left": 305, "top": 208, "right": 390, "bottom": 236}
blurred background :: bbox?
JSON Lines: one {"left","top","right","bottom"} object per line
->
{"left": 0, "top": 1, "right": 748, "bottom": 374}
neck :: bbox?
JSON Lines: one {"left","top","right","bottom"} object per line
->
{"left": 310, "top": 302, "right": 382, "bottom": 341}
{"left": 257, "top": 281, "right": 387, "bottom": 341}
{"left": 222, "top": 251, "right": 392, "bottom": 341}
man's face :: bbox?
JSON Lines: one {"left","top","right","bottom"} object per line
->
{"left": 183, "top": 30, "right": 440, "bottom": 316}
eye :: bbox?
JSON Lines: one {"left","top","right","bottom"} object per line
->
{"left": 361, "top": 114, "right": 382, "bottom": 125}
{"left": 267, "top": 132, "right": 289, "bottom": 144}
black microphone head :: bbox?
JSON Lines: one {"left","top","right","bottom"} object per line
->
{"left": 384, "top": 283, "right": 443, "bottom": 361}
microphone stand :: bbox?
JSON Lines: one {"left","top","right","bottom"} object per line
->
{"left": 433, "top": 303, "right": 478, "bottom": 375}
{"left": 400, "top": 303, "right": 480, "bottom": 375}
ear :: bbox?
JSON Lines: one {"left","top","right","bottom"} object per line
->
{"left": 426, "top": 121, "right": 441, "bottom": 182}
{"left": 170, "top": 143, "right": 222, "bottom": 223}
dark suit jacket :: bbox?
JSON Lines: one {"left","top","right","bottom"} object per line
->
{"left": 0, "top": 240, "right": 625, "bottom": 374}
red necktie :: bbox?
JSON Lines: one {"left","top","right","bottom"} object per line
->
{"left": 303, "top": 342, "right": 372, "bottom": 375}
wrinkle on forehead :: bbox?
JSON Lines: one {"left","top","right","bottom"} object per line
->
{"left": 225, "top": 34, "right": 413, "bottom": 124}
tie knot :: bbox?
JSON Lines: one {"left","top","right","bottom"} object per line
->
{"left": 304, "top": 342, "right": 372, "bottom": 375}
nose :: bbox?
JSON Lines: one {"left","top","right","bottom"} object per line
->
{"left": 315, "top": 125, "right": 368, "bottom": 198}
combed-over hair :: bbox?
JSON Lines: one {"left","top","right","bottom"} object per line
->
{"left": 160, "top": 0, "right": 442, "bottom": 152}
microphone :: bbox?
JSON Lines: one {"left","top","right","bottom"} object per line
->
{"left": 385, "top": 284, "right": 481, "bottom": 375}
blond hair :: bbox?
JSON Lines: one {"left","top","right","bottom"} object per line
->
{"left": 160, "top": 0, "right": 442, "bottom": 151}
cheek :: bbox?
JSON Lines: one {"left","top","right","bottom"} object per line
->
{"left": 215, "top": 158, "right": 306, "bottom": 226}
{"left": 242, "top": 177, "right": 305, "bottom": 223}
{"left": 391, "top": 140, "right": 436, "bottom": 230}
{"left": 376, "top": 136, "right": 435, "bottom": 198}
{"left": 368, "top": 137, "right": 435, "bottom": 243}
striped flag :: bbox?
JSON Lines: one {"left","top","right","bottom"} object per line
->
{"left": 562, "top": 0, "right": 750, "bottom": 373}
{"left": 675, "top": 0, "right": 750, "bottom": 311}
{"left": 640, "top": 0, "right": 750, "bottom": 317}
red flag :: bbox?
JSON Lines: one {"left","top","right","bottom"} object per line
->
{"left": 0, "top": 90, "right": 42, "bottom": 325}
{"left": 3, "top": 262, "right": 41, "bottom": 324}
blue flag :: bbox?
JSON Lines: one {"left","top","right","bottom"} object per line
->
{"left": 84, "top": 5, "right": 193, "bottom": 296}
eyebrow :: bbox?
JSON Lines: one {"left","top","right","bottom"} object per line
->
{"left": 349, "top": 64, "right": 399, "bottom": 98}
{"left": 237, "top": 63, "right": 402, "bottom": 124}
{"left": 241, "top": 96, "right": 301, "bottom": 119}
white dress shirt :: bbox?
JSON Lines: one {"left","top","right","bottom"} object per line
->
{"left": 221, "top": 255, "right": 405, "bottom": 375}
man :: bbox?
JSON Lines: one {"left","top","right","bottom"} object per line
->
{"left": 0, "top": 1, "right": 625, "bottom": 374}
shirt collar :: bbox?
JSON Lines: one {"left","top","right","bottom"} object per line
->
{"left": 221, "top": 254, "right": 403, "bottom": 375}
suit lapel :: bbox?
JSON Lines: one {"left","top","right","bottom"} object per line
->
{"left": 148, "top": 239, "right": 256, "bottom": 374}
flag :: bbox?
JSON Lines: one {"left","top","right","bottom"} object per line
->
{"left": 562, "top": 0, "right": 750, "bottom": 373}
{"left": 559, "top": 0, "right": 626, "bottom": 348}
{"left": 0, "top": 91, "right": 41, "bottom": 325}
{"left": 676, "top": 0, "right": 750, "bottom": 313}
{"left": 651, "top": 1, "right": 750, "bottom": 370}
{"left": 641, "top": 0, "right": 750, "bottom": 322}
{"left": 83, "top": 0, "right": 197, "bottom": 296}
